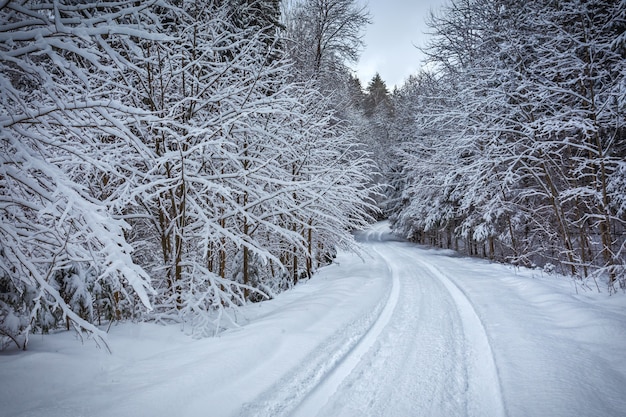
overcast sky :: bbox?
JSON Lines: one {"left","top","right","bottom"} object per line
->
{"left": 355, "top": 0, "right": 447, "bottom": 89}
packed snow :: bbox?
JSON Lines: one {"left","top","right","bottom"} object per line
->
{"left": 1, "top": 222, "right": 625, "bottom": 417}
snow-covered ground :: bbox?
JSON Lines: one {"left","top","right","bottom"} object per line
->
{"left": 2, "top": 222, "right": 625, "bottom": 417}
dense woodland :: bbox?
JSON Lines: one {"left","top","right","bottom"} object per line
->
{"left": 1, "top": 0, "right": 624, "bottom": 351}
{"left": 0, "top": 0, "right": 377, "bottom": 350}
{"left": 384, "top": 0, "right": 626, "bottom": 294}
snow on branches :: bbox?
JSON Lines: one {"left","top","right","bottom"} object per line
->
{"left": 1, "top": 0, "right": 378, "bottom": 349}
{"left": 388, "top": 0, "right": 626, "bottom": 291}
{"left": 0, "top": 1, "right": 162, "bottom": 350}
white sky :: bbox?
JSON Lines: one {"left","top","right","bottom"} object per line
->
{"left": 355, "top": 0, "right": 447, "bottom": 89}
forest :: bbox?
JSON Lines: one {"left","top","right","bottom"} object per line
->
{"left": 1, "top": 0, "right": 624, "bottom": 352}
{"left": 384, "top": 0, "right": 626, "bottom": 294}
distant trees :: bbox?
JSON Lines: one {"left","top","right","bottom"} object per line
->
{"left": 388, "top": 0, "right": 626, "bottom": 291}
{"left": 364, "top": 73, "right": 392, "bottom": 118}
{"left": 0, "top": 0, "right": 378, "bottom": 349}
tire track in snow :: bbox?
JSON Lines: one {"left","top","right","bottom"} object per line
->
{"left": 241, "top": 245, "right": 398, "bottom": 417}
{"left": 315, "top": 241, "right": 477, "bottom": 416}
{"left": 413, "top": 255, "right": 508, "bottom": 417}
{"left": 289, "top": 244, "right": 401, "bottom": 417}
{"left": 244, "top": 224, "right": 506, "bottom": 417}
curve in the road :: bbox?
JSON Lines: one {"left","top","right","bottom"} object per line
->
{"left": 244, "top": 223, "right": 508, "bottom": 417}
{"left": 313, "top": 231, "right": 507, "bottom": 417}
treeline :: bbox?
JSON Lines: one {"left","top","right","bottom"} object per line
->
{"left": 0, "top": 0, "right": 376, "bottom": 350}
{"left": 386, "top": 0, "right": 625, "bottom": 291}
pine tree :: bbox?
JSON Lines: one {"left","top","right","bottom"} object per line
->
{"left": 364, "top": 73, "right": 392, "bottom": 117}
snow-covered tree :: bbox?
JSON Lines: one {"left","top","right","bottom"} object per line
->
{"left": 389, "top": 0, "right": 626, "bottom": 289}
{"left": 0, "top": 0, "right": 382, "bottom": 348}
{"left": 0, "top": 0, "right": 157, "bottom": 350}
{"left": 110, "top": 0, "right": 379, "bottom": 334}
{"left": 283, "top": 0, "right": 370, "bottom": 85}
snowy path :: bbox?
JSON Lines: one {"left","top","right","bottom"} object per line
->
{"left": 1, "top": 222, "right": 625, "bottom": 417}
{"left": 290, "top": 244, "right": 402, "bottom": 417}
{"left": 287, "top": 227, "right": 506, "bottom": 417}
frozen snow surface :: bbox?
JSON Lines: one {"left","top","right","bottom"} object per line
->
{"left": 2, "top": 222, "right": 625, "bottom": 417}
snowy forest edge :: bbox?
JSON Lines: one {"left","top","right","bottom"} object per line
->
{"left": 1, "top": 0, "right": 625, "bottom": 351}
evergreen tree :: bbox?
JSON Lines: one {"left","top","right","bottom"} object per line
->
{"left": 364, "top": 73, "right": 392, "bottom": 117}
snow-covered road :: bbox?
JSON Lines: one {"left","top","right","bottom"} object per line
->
{"left": 292, "top": 234, "right": 505, "bottom": 417}
{"left": 2, "top": 222, "right": 625, "bottom": 417}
